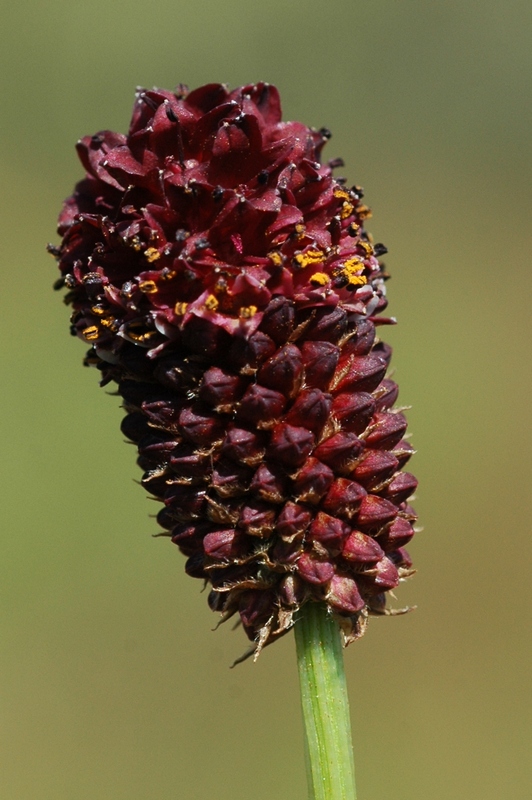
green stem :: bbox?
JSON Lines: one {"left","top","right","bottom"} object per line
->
{"left": 294, "top": 602, "right": 357, "bottom": 800}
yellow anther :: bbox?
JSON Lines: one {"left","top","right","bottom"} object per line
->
{"left": 359, "top": 240, "right": 374, "bottom": 256}
{"left": 239, "top": 305, "right": 258, "bottom": 319}
{"left": 129, "top": 236, "right": 142, "bottom": 252}
{"left": 346, "top": 274, "right": 368, "bottom": 287}
{"left": 204, "top": 294, "right": 219, "bottom": 311}
{"left": 138, "top": 280, "right": 158, "bottom": 294}
{"left": 268, "top": 251, "right": 283, "bottom": 267}
{"left": 310, "top": 272, "right": 329, "bottom": 286}
{"left": 99, "top": 316, "right": 118, "bottom": 331}
{"left": 294, "top": 248, "right": 325, "bottom": 269}
{"left": 347, "top": 222, "right": 360, "bottom": 236}
{"left": 160, "top": 270, "right": 177, "bottom": 281}
{"left": 82, "top": 325, "right": 99, "bottom": 341}
{"left": 356, "top": 204, "right": 373, "bottom": 220}
{"left": 144, "top": 247, "right": 161, "bottom": 262}
{"left": 129, "top": 330, "right": 156, "bottom": 342}
{"left": 91, "top": 305, "right": 105, "bottom": 316}
{"left": 295, "top": 223, "right": 306, "bottom": 240}
{"left": 338, "top": 257, "right": 368, "bottom": 287}
{"left": 333, "top": 188, "right": 350, "bottom": 201}
{"left": 340, "top": 201, "right": 355, "bottom": 220}
{"left": 174, "top": 302, "right": 188, "bottom": 315}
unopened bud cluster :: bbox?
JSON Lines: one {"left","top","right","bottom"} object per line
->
{"left": 51, "top": 82, "right": 417, "bottom": 657}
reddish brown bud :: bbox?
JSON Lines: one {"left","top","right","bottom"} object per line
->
{"left": 327, "top": 575, "right": 365, "bottom": 614}
{"left": 314, "top": 432, "right": 363, "bottom": 473}
{"left": 237, "top": 384, "right": 286, "bottom": 425}
{"left": 342, "top": 531, "right": 384, "bottom": 563}
{"left": 365, "top": 412, "right": 408, "bottom": 450}
{"left": 358, "top": 494, "right": 398, "bottom": 530}
{"left": 353, "top": 450, "right": 400, "bottom": 489}
{"left": 332, "top": 391, "right": 375, "bottom": 434}
{"left": 293, "top": 457, "right": 335, "bottom": 504}
{"left": 322, "top": 478, "right": 367, "bottom": 519}
{"left": 301, "top": 341, "right": 340, "bottom": 389}
{"left": 276, "top": 502, "right": 312, "bottom": 540}
{"left": 296, "top": 553, "right": 335, "bottom": 585}
{"left": 269, "top": 423, "right": 315, "bottom": 467}
{"left": 257, "top": 344, "right": 303, "bottom": 396}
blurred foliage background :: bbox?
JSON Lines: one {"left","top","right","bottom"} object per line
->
{"left": 1, "top": 1, "right": 531, "bottom": 798}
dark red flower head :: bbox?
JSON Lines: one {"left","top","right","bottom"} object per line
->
{"left": 51, "top": 82, "right": 417, "bottom": 660}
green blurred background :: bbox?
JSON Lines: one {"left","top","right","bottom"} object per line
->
{"left": 1, "top": 1, "right": 530, "bottom": 798}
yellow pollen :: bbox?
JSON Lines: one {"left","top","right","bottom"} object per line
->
{"left": 91, "top": 305, "right": 105, "bottom": 316}
{"left": 339, "top": 257, "right": 368, "bottom": 287}
{"left": 239, "top": 305, "right": 258, "bottom": 319}
{"left": 359, "top": 240, "right": 374, "bottom": 256}
{"left": 310, "top": 272, "right": 329, "bottom": 286}
{"left": 356, "top": 204, "right": 373, "bottom": 220}
{"left": 82, "top": 325, "right": 99, "bottom": 341}
{"left": 204, "top": 294, "right": 219, "bottom": 311}
{"left": 333, "top": 188, "right": 350, "bottom": 201}
{"left": 268, "top": 251, "right": 283, "bottom": 267}
{"left": 129, "top": 330, "right": 156, "bottom": 342}
{"left": 138, "top": 280, "right": 158, "bottom": 294}
{"left": 295, "top": 223, "right": 306, "bottom": 240}
{"left": 99, "top": 316, "right": 117, "bottom": 330}
{"left": 294, "top": 248, "right": 325, "bottom": 269}
{"left": 348, "top": 222, "right": 360, "bottom": 236}
{"left": 144, "top": 247, "right": 161, "bottom": 262}
{"left": 174, "top": 302, "right": 188, "bottom": 315}
{"left": 340, "top": 201, "right": 355, "bottom": 220}
{"left": 160, "top": 270, "right": 177, "bottom": 281}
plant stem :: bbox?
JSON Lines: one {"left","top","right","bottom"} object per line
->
{"left": 294, "top": 602, "right": 357, "bottom": 800}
